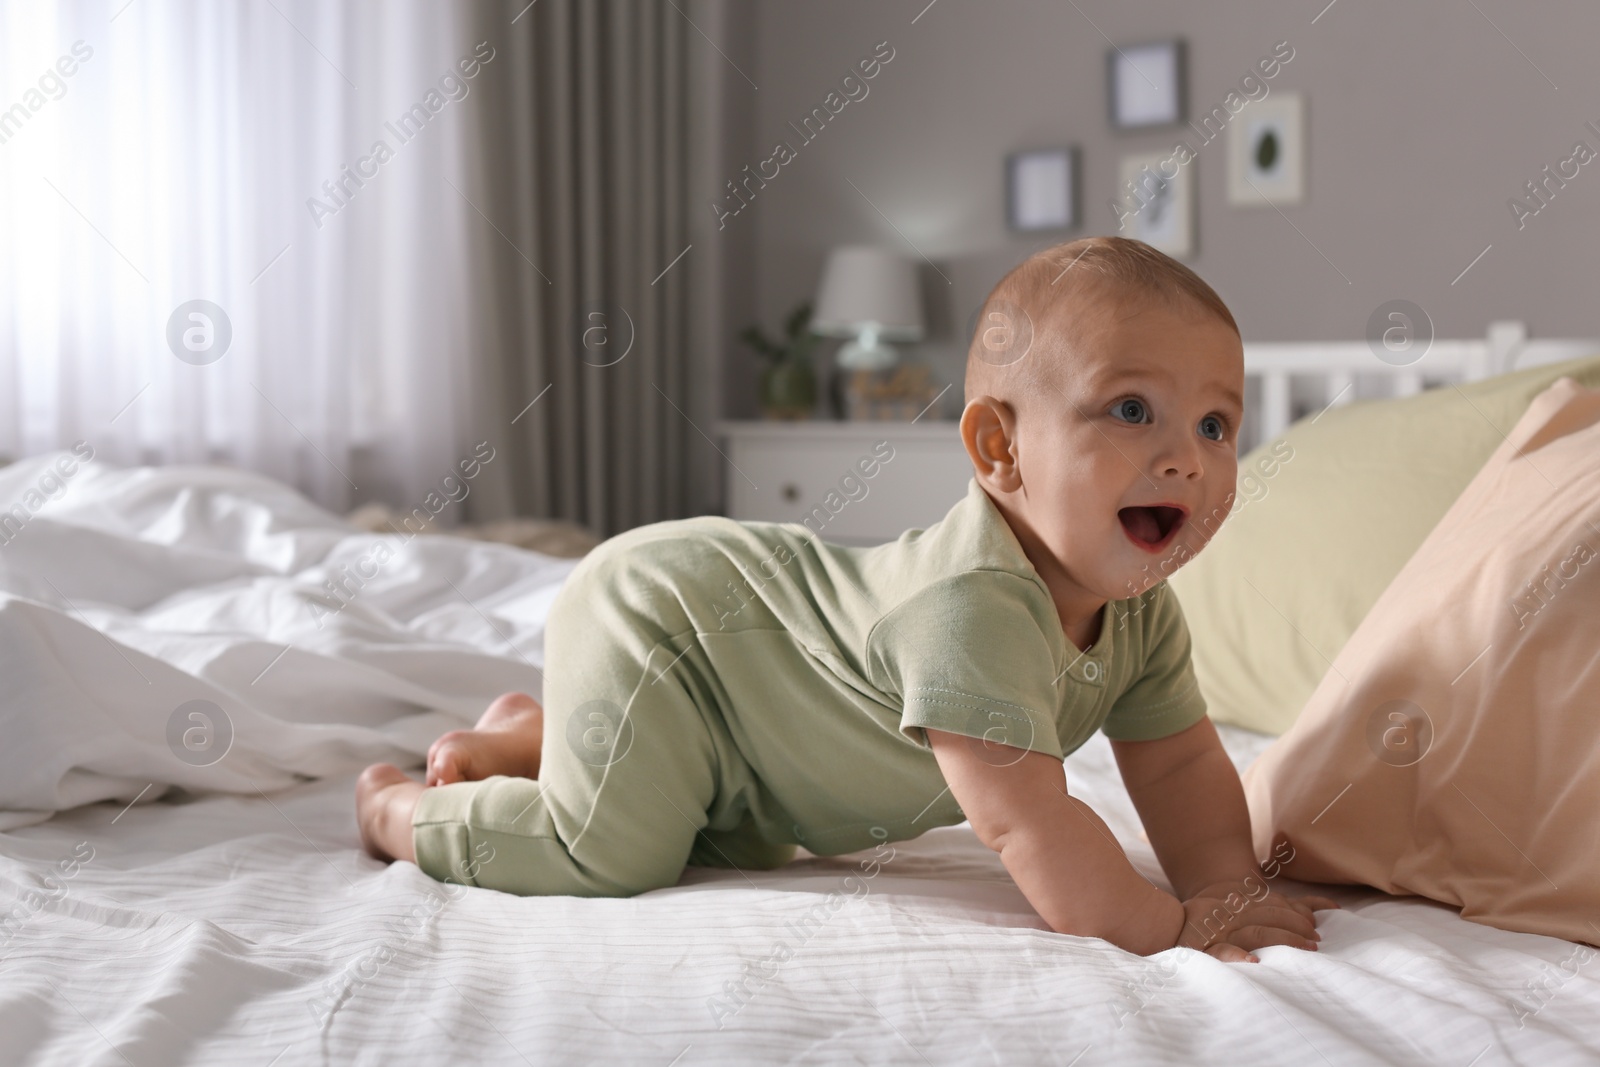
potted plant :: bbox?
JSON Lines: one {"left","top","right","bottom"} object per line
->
{"left": 741, "top": 302, "right": 818, "bottom": 420}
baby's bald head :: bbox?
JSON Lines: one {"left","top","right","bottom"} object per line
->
{"left": 964, "top": 237, "right": 1239, "bottom": 412}
{"left": 957, "top": 238, "right": 1245, "bottom": 612}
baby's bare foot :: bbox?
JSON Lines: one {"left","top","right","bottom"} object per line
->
{"left": 426, "top": 691, "right": 545, "bottom": 787}
{"left": 356, "top": 763, "right": 423, "bottom": 864}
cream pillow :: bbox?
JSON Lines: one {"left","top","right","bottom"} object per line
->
{"left": 1241, "top": 377, "right": 1600, "bottom": 943}
{"left": 1169, "top": 355, "right": 1600, "bottom": 735}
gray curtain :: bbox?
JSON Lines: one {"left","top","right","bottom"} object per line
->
{"left": 466, "top": 0, "right": 699, "bottom": 537}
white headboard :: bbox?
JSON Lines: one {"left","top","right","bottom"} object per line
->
{"left": 1239, "top": 319, "right": 1599, "bottom": 453}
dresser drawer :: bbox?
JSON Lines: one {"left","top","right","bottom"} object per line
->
{"left": 720, "top": 422, "right": 972, "bottom": 544}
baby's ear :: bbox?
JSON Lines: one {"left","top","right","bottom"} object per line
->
{"left": 960, "top": 396, "right": 1022, "bottom": 492}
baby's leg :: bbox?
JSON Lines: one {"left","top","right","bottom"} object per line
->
{"left": 408, "top": 637, "right": 727, "bottom": 896}
{"left": 426, "top": 692, "right": 545, "bottom": 786}
{"left": 407, "top": 552, "right": 745, "bottom": 898}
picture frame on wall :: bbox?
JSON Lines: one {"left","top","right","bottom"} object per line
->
{"left": 1107, "top": 40, "right": 1186, "bottom": 129}
{"left": 1006, "top": 147, "right": 1079, "bottom": 231}
{"left": 1117, "top": 152, "right": 1194, "bottom": 258}
{"left": 1228, "top": 92, "right": 1306, "bottom": 204}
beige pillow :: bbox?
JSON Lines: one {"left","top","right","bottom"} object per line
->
{"left": 1170, "top": 355, "right": 1600, "bottom": 735}
{"left": 1241, "top": 377, "right": 1600, "bottom": 944}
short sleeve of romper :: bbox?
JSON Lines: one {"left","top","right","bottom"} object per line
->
{"left": 866, "top": 570, "right": 1067, "bottom": 761}
{"left": 1098, "top": 583, "right": 1209, "bottom": 742}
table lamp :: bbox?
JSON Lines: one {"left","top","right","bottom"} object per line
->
{"left": 811, "top": 246, "right": 924, "bottom": 371}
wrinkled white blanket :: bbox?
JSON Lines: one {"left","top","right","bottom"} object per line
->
{"left": 0, "top": 451, "right": 573, "bottom": 830}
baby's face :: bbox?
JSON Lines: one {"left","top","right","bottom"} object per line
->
{"left": 1018, "top": 297, "right": 1243, "bottom": 602}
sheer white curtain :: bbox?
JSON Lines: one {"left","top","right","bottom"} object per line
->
{"left": 0, "top": 0, "right": 490, "bottom": 515}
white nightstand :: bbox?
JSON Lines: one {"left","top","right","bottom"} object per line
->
{"left": 718, "top": 420, "right": 973, "bottom": 545}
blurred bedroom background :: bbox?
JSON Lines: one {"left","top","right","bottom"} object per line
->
{"left": 1, "top": 0, "right": 1597, "bottom": 540}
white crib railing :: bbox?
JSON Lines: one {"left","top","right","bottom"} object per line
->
{"left": 1239, "top": 319, "right": 1599, "bottom": 453}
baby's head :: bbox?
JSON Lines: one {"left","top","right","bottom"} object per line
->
{"left": 960, "top": 236, "right": 1244, "bottom": 607}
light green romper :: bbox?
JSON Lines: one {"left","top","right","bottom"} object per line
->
{"left": 410, "top": 476, "right": 1210, "bottom": 896}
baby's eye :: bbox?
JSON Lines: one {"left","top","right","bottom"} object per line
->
{"left": 1197, "top": 414, "right": 1226, "bottom": 441}
{"left": 1109, "top": 398, "right": 1150, "bottom": 424}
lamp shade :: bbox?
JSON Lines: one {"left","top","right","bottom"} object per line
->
{"left": 811, "top": 246, "right": 924, "bottom": 342}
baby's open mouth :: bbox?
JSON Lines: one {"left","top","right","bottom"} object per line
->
{"left": 1118, "top": 505, "right": 1187, "bottom": 552}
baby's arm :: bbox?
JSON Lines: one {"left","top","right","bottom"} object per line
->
{"left": 1108, "top": 716, "right": 1260, "bottom": 899}
{"left": 1110, "top": 717, "right": 1334, "bottom": 947}
{"left": 926, "top": 727, "right": 1185, "bottom": 956}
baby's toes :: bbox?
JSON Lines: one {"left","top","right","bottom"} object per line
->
{"left": 427, "top": 732, "right": 474, "bottom": 786}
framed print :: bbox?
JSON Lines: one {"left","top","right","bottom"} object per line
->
{"left": 1229, "top": 92, "right": 1305, "bottom": 205}
{"left": 1118, "top": 151, "right": 1194, "bottom": 258}
{"left": 1108, "top": 40, "right": 1186, "bottom": 129}
{"left": 1006, "top": 147, "right": 1079, "bottom": 231}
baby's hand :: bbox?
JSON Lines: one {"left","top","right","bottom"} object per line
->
{"left": 1177, "top": 883, "right": 1340, "bottom": 963}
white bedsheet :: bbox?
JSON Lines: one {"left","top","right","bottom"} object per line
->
{"left": 2, "top": 453, "right": 1597, "bottom": 1065}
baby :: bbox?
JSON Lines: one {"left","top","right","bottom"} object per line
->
{"left": 356, "top": 236, "right": 1338, "bottom": 961}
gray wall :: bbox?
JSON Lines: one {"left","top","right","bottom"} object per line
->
{"left": 708, "top": 0, "right": 1600, "bottom": 419}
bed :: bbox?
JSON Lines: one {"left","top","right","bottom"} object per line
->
{"left": 1238, "top": 317, "right": 1599, "bottom": 452}
{"left": 4, "top": 333, "right": 1600, "bottom": 1065}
